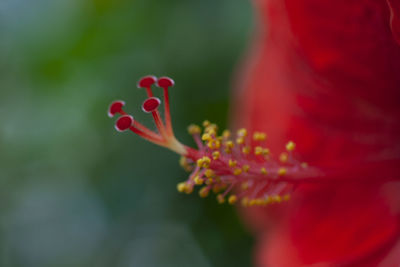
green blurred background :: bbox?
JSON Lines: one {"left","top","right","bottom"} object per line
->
{"left": 0, "top": 0, "right": 254, "bottom": 266}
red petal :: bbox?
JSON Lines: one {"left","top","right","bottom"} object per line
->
{"left": 257, "top": 182, "right": 400, "bottom": 266}
{"left": 235, "top": 0, "right": 400, "bottom": 264}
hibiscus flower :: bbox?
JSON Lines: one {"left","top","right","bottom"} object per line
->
{"left": 108, "top": 0, "right": 400, "bottom": 266}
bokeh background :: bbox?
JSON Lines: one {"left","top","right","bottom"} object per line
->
{"left": 0, "top": 0, "right": 254, "bottom": 266}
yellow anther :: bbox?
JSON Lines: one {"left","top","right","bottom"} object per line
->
{"left": 279, "top": 152, "right": 289, "bottom": 163}
{"left": 187, "top": 124, "right": 201, "bottom": 135}
{"left": 254, "top": 146, "right": 263, "bottom": 156}
{"left": 262, "top": 148, "right": 270, "bottom": 156}
{"left": 184, "top": 185, "right": 193, "bottom": 194}
{"left": 301, "top": 162, "right": 308, "bottom": 169}
{"left": 194, "top": 176, "right": 203, "bottom": 185}
{"left": 205, "top": 178, "right": 213, "bottom": 185}
{"left": 225, "top": 140, "right": 234, "bottom": 149}
{"left": 214, "top": 140, "right": 221, "bottom": 149}
{"left": 202, "top": 120, "right": 211, "bottom": 127}
{"left": 207, "top": 140, "right": 220, "bottom": 150}
{"left": 205, "top": 124, "right": 218, "bottom": 133}
{"left": 255, "top": 198, "right": 264, "bottom": 206}
{"left": 278, "top": 167, "right": 287, "bottom": 176}
{"left": 222, "top": 130, "right": 231, "bottom": 139}
{"left": 255, "top": 147, "right": 270, "bottom": 156}
{"left": 177, "top": 182, "right": 187, "bottom": 193}
{"left": 196, "top": 156, "right": 211, "bottom": 168}
{"left": 179, "top": 156, "right": 187, "bottom": 167}
{"left": 179, "top": 156, "right": 192, "bottom": 172}
{"left": 212, "top": 151, "right": 220, "bottom": 160}
{"left": 241, "top": 181, "right": 249, "bottom": 190}
{"left": 241, "top": 197, "right": 249, "bottom": 207}
{"left": 286, "top": 141, "right": 296, "bottom": 151}
{"left": 283, "top": 194, "right": 291, "bottom": 201}
{"left": 249, "top": 199, "right": 257, "bottom": 206}
{"left": 196, "top": 158, "right": 203, "bottom": 167}
{"left": 236, "top": 137, "right": 245, "bottom": 145}
{"left": 199, "top": 187, "right": 210, "bottom": 198}
{"left": 233, "top": 168, "right": 242, "bottom": 176}
{"left": 204, "top": 169, "right": 215, "bottom": 178}
{"left": 228, "top": 159, "right": 237, "bottom": 167}
{"left": 224, "top": 141, "right": 234, "bottom": 153}
{"left": 212, "top": 184, "right": 222, "bottom": 193}
{"left": 273, "top": 195, "right": 282, "bottom": 203}
{"left": 217, "top": 194, "right": 225, "bottom": 204}
{"left": 202, "top": 133, "right": 212, "bottom": 141}
{"left": 252, "top": 132, "right": 259, "bottom": 141}
{"left": 202, "top": 156, "right": 211, "bottom": 168}
{"left": 242, "top": 164, "right": 250, "bottom": 173}
{"left": 210, "top": 123, "right": 218, "bottom": 130}
{"left": 228, "top": 195, "right": 237, "bottom": 204}
{"left": 207, "top": 140, "right": 215, "bottom": 149}
{"left": 253, "top": 132, "right": 267, "bottom": 141}
{"left": 260, "top": 167, "right": 268, "bottom": 175}
{"left": 206, "top": 128, "right": 216, "bottom": 136}
{"left": 237, "top": 128, "right": 248, "bottom": 137}
{"left": 242, "top": 146, "right": 251, "bottom": 155}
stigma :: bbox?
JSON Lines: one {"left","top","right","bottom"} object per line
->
{"left": 108, "top": 75, "right": 314, "bottom": 207}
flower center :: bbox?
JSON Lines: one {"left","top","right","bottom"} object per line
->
{"left": 108, "top": 75, "right": 321, "bottom": 206}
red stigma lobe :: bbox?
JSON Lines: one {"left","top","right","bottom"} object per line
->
{"left": 108, "top": 100, "right": 125, "bottom": 118}
{"left": 115, "top": 115, "right": 134, "bottom": 132}
{"left": 157, "top": 77, "right": 175, "bottom": 88}
{"left": 137, "top": 75, "right": 157, "bottom": 89}
{"left": 142, "top": 97, "right": 161, "bottom": 113}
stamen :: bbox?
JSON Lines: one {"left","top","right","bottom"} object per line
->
{"left": 279, "top": 152, "right": 289, "bottom": 163}
{"left": 212, "top": 151, "right": 220, "bottom": 160}
{"left": 242, "top": 165, "right": 250, "bottom": 173}
{"left": 199, "top": 186, "right": 210, "bottom": 198}
{"left": 222, "top": 130, "right": 231, "bottom": 139}
{"left": 286, "top": 141, "right": 295, "bottom": 151}
{"left": 278, "top": 168, "right": 287, "bottom": 176}
{"left": 188, "top": 124, "right": 201, "bottom": 135}
{"left": 253, "top": 131, "right": 267, "bottom": 141}
{"left": 177, "top": 182, "right": 187, "bottom": 193}
{"left": 260, "top": 167, "right": 268, "bottom": 175}
{"left": 188, "top": 125, "right": 204, "bottom": 149}
{"left": 228, "top": 195, "right": 237, "bottom": 204}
